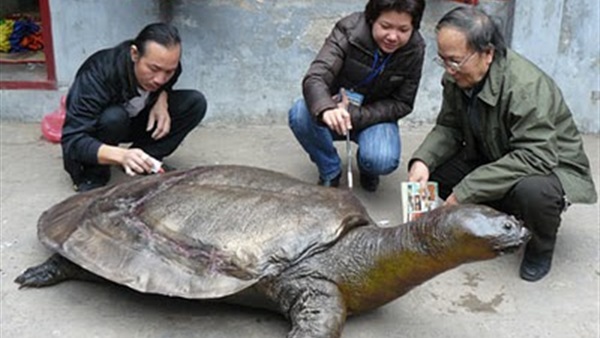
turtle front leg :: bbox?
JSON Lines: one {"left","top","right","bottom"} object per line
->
{"left": 284, "top": 281, "right": 347, "bottom": 338}
{"left": 15, "top": 253, "right": 104, "bottom": 288}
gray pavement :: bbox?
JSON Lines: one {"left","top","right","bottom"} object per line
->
{"left": 1, "top": 121, "right": 599, "bottom": 338}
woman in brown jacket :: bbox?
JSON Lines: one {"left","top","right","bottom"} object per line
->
{"left": 288, "top": 0, "right": 426, "bottom": 192}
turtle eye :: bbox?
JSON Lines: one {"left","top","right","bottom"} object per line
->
{"left": 503, "top": 222, "right": 513, "bottom": 231}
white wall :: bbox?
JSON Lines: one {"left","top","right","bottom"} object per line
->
{"left": 512, "top": 0, "right": 600, "bottom": 132}
{"left": 2, "top": 0, "right": 598, "bottom": 133}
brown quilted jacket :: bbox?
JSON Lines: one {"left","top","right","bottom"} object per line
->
{"left": 302, "top": 12, "right": 425, "bottom": 131}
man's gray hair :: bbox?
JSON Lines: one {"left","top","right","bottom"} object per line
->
{"left": 436, "top": 7, "right": 507, "bottom": 57}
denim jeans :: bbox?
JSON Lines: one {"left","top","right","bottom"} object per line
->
{"left": 288, "top": 98, "right": 400, "bottom": 181}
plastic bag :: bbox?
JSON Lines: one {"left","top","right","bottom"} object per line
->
{"left": 41, "top": 95, "right": 66, "bottom": 143}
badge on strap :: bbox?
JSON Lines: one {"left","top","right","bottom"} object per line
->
{"left": 346, "top": 90, "right": 364, "bottom": 107}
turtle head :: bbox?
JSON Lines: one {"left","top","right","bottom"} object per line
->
{"left": 441, "top": 204, "right": 531, "bottom": 261}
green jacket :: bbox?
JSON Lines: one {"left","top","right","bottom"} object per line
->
{"left": 411, "top": 49, "right": 597, "bottom": 204}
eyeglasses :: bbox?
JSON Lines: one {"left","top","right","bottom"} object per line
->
{"left": 433, "top": 51, "right": 476, "bottom": 72}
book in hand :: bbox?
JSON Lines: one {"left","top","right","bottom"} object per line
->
{"left": 401, "top": 181, "right": 442, "bottom": 223}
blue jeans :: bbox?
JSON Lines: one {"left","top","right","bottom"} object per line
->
{"left": 288, "top": 98, "right": 401, "bottom": 181}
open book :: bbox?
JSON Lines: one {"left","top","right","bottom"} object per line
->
{"left": 401, "top": 182, "right": 441, "bottom": 223}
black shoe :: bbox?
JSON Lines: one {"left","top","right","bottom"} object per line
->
{"left": 519, "top": 251, "right": 553, "bottom": 282}
{"left": 74, "top": 165, "right": 110, "bottom": 192}
{"left": 75, "top": 179, "right": 106, "bottom": 192}
{"left": 359, "top": 172, "right": 379, "bottom": 192}
{"left": 318, "top": 172, "right": 341, "bottom": 188}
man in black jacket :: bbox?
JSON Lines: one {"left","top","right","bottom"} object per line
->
{"left": 62, "top": 23, "right": 206, "bottom": 192}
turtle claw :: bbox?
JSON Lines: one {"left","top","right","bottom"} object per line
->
{"left": 14, "top": 254, "right": 70, "bottom": 288}
{"left": 14, "top": 267, "right": 46, "bottom": 288}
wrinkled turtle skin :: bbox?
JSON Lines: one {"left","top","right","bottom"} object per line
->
{"left": 15, "top": 165, "right": 530, "bottom": 338}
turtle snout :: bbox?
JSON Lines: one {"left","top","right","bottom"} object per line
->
{"left": 505, "top": 216, "right": 530, "bottom": 241}
{"left": 495, "top": 217, "right": 529, "bottom": 254}
{"left": 519, "top": 225, "right": 531, "bottom": 242}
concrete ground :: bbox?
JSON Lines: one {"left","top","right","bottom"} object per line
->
{"left": 1, "top": 121, "right": 599, "bottom": 338}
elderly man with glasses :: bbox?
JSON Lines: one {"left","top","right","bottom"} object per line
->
{"left": 407, "top": 7, "right": 596, "bottom": 281}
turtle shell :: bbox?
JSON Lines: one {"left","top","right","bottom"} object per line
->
{"left": 38, "top": 165, "right": 372, "bottom": 299}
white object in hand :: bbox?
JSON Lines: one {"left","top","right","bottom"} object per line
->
{"left": 346, "top": 132, "right": 353, "bottom": 189}
{"left": 148, "top": 157, "right": 163, "bottom": 174}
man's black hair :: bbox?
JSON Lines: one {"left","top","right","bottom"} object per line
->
{"left": 133, "top": 22, "right": 181, "bottom": 56}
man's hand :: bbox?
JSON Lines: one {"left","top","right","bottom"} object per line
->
{"left": 409, "top": 160, "right": 461, "bottom": 206}
{"left": 322, "top": 89, "right": 352, "bottom": 135}
{"left": 408, "top": 160, "right": 430, "bottom": 186}
{"left": 121, "top": 149, "right": 157, "bottom": 176}
{"left": 147, "top": 91, "right": 171, "bottom": 140}
{"left": 444, "top": 193, "right": 460, "bottom": 206}
{"left": 97, "top": 145, "right": 157, "bottom": 176}
{"left": 408, "top": 160, "right": 432, "bottom": 197}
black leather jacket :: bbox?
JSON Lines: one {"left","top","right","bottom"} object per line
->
{"left": 61, "top": 40, "right": 182, "bottom": 164}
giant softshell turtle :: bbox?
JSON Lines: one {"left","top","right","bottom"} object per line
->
{"left": 16, "top": 165, "right": 530, "bottom": 338}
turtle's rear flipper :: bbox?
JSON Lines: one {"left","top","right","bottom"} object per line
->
{"left": 15, "top": 253, "right": 104, "bottom": 288}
